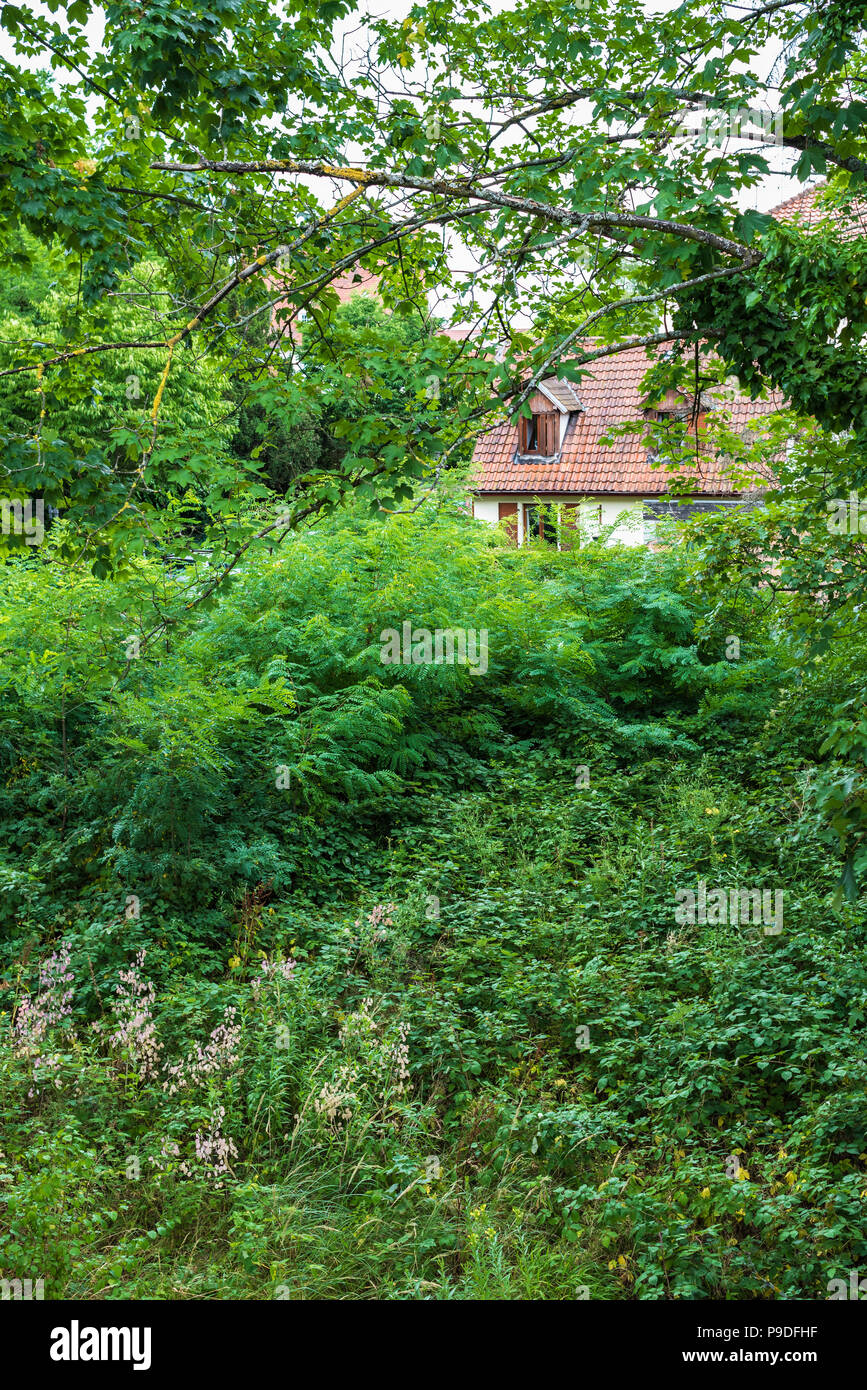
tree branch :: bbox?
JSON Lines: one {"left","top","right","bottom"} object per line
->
{"left": 151, "top": 158, "right": 759, "bottom": 262}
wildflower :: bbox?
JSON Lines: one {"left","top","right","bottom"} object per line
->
{"left": 12, "top": 942, "right": 75, "bottom": 1092}
{"left": 391, "top": 1021, "right": 410, "bottom": 1093}
{"left": 162, "top": 1006, "right": 240, "bottom": 1095}
{"left": 191, "top": 1105, "right": 238, "bottom": 1185}
{"left": 108, "top": 950, "right": 162, "bottom": 1081}
{"left": 252, "top": 954, "right": 297, "bottom": 993}
{"left": 314, "top": 1067, "right": 356, "bottom": 1128}
{"left": 352, "top": 902, "right": 397, "bottom": 943}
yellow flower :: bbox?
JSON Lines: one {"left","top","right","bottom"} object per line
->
{"left": 705, "top": 807, "right": 719, "bottom": 814}
{"left": 785, "top": 1171, "right": 796, "bottom": 1186}
{"left": 228, "top": 955, "right": 241, "bottom": 969}
{"left": 700, "top": 1187, "right": 711, "bottom": 1198}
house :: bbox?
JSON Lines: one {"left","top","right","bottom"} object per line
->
{"left": 273, "top": 268, "right": 782, "bottom": 544}
{"left": 467, "top": 184, "right": 859, "bottom": 546}
{"left": 467, "top": 348, "right": 781, "bottom": 546}
{"left": 266, "top": 182, "right": 854, "bottom": 542}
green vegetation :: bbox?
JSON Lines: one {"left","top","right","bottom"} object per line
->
{"left": 3, "top": 0, "right": 867, "bottom": 1307}
{"left": 2, "top": 506, "right": 865, "bottom": 1300}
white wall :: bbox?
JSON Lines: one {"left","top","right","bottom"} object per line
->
{"left": 596, "top": 498, "right": 645, "bottom": 547}
{"left": 472, "top": 496, "right": 648, "bottom": 547}
{"left": 472, "top": 497, "right": 501, "bottom": 525}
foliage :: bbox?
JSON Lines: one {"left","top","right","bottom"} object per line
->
{"left": 1, "top": 507, "right": 865, "bottom": 1300}
{"left": 2, "top": 0, "right": 867, "bottom": 1306}
{"left": 4, "top": 0, "right": 867, "bottom": 566}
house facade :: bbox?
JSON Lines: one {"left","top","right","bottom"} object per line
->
{"left": 468, "top": 346, "right": 780, "bottom": 546}
{"left": 466, "top": 186, "right": 859, "bottom": 545}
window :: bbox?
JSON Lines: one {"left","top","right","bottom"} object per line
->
{"left": 498, "top": 501, "right": 518, "bottom": 543}
{"left": 523, "top": 504, "right": 558, "bottom": 545}
{"left": 646, "top": 405, "right": 707, "bottom": 429}
{"left": 643, "top": 498, "right": 752, "bottom": 541}
{"left": 519, "top": 411, "right": 558, "bottom": 455}
{"left": 644, "top": 498, "right": 751, "bottom": 522}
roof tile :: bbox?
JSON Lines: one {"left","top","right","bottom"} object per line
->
{"left": 469, "top": 347, "right": 782, "bottom": 495}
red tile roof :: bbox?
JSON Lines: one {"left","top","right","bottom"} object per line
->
{"left": 470, "top": 185, "right": 865, "bottom": 497}
{"left": 769, "top": 183, "right": 867, "bottom": 240}
{"left": 469, "top": 347, "right": 782, "bottom": 496}
{"left": 270, "top": 267, "right": 380, "bottom": 343}
{"left": 769, "top": 184, "right": 827, "bottom": 223}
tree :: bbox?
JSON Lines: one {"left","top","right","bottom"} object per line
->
{"left": 3, "top": 0, "right": 864, "bottom": 557}
{"left": 4, "top": 1, "right": 867, "bottom": 892}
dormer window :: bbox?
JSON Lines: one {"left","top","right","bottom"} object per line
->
{"left": 519, "top": 411, "right": 558, "bottom": 455}
{"left": 644, "top": 403, "right": 707, "bottom": 429}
